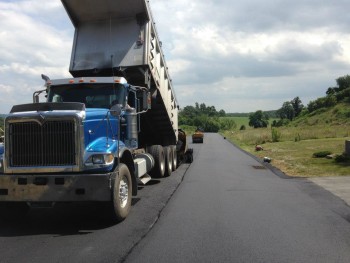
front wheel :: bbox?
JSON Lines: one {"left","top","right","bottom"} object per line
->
{"left": 111, "top": 164, "right": 132, "bottom": 222}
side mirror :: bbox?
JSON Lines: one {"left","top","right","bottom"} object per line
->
{"left": 110, "top": 104, "right": 123, "bottom": 117}
{"left": 32, "top": 89, "right": 46, "bottom": 103}
{"left": 34, "top": 94, "right": 40, "bottom": 103}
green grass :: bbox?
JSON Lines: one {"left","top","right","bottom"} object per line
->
{"left": 222, "top": 104, "right": 350, "bottom": 177}
{"left": 224, "top": 130, "right": 350, "bottom": 177}
{"left": 246, "top": 138, "right": 350, "bottom": 177}
{"left": 226, "top": 117, "right": 249, "bottom": 128}
{"left": 223, "top": 124, "right": 350, "bottom": 146}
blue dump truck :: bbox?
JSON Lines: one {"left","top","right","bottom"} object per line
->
{"left": 0, "top": 0, "right": 190, "bottom": 222}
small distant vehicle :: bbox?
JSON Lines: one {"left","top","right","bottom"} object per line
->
{"left": 192, "top": 128, "right": 204, "bottom": 143}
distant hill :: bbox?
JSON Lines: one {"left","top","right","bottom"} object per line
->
{"left": 291, "top": 102, "right": 350, "bottom": 127}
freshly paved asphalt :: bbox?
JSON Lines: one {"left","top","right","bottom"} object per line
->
{"left": 0, "top": 162, "right": 190, "bottom": 263}
{"left": 125, "top": 133, "right": 350, "bottom": 263}
{"left": 1, "top": 134, "right": 350, "bottom": 263}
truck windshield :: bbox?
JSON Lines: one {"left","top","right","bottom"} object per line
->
{"left": 47, "top": 84, "right": 125, "bottom": 109}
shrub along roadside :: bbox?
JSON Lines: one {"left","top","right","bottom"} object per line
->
{"left": 313, "top": 151, "right": 332, "bottom": 158}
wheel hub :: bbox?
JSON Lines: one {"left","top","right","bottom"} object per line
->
{"left": 119, "top": 176, "right": 129, "bottom": 208}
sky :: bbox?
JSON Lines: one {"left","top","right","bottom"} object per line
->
{"left": 1, "top": 0, "right": 350, "bottom": 114}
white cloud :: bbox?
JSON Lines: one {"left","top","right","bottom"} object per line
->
{"left": 1, "top": 0, "right": 350, "bottom": 114}
{"left": 0, "top": 0, "right": 73, "bottom": 113}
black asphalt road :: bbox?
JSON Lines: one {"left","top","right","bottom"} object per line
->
{"left": 0, "top": 163, "right": 190, "bottom": 263}
{"left": 125, "top": 133, "right": 350, "bottom": 263}
{"left": 2, "top": 133, "right": 350, "bottom": 263}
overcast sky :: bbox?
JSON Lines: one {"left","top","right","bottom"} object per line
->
{"left": 1, "top": 0, "right": 350, "bottom": 113}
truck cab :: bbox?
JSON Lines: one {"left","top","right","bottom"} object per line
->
{"left": 0, "top": 76, "right": 154, "bottom": 222}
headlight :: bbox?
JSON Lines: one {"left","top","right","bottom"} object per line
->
{"left": 103, "top": 154, "right": 114, "bottom": 165}
{"left": 86, "top": 154, "right": 114, "bottom": 165}
{"left": 92, "top": 155, "right": 105, "bottom": 164}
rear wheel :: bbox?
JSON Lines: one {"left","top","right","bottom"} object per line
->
{"left": 111, "top": 164, "right": 132, "bottom": 222}
{"left": 164, "top": 146, "right": 173, "bottom": 177}
{"left": 148, "top": 145, "right": 165, "bottom": 178}
{"left": 171, "top": 145, "right": 177, "bottom": 171}
{"left": 185, "top": 149, "right": 193, "bottom": 163}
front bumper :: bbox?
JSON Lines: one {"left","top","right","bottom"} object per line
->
{"left": 0, "top": 173, "right": 114, "bottom": 202}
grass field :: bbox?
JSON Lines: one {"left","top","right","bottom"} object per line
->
{"left": 223, "top": 124, "right": 350, "bottom": 146}
{"left": 216, "top": 105, "right": 350, "bottom": 177}
{"left": 221, "top": 121, "right": 350, "bottom": 177}
{"left": 230, "top": 136, "right": 350, "bottom": 177}
{"left": 225, "top": 117, "right": 249, "bottom": 129}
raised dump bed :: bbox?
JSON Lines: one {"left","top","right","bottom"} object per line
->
{"left": 62, "top": 0, "right": 178, "bottom": 146}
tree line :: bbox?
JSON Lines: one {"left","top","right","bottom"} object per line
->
{"left": 0, "top": 117, "right": 4, "bottom": 141}
{"left": 179, "top": 102, "right": 236, "bottom": 132}
{"left": 249, "top": 75, "right": 350, "bottom": 128}
{"left": 0, "top": 117, "right": 3, "bottom": 131}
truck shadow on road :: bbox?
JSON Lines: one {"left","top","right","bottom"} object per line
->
{"left": 0, "top": 201, "right": 139, "bottom": 237}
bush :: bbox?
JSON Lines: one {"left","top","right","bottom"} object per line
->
{"left": 272, "top": 119, "right": 290, "bottom": 127}
{"left": 294, "top": 133, "right": 301, "bottom": 142}
{"left": 249, "top": 110, "right": 269, "bottom": 128}
{"left": 335, "top": 87, "right": 350, "bottom": 102}
{"left": 335, "top": 154, "right": 350, "bottom": 163}
{"left": 334, "top": 108, "right": 350, "bottom": 119}
{"left": 240, "top": 125, "right": 246, "bottom": 130}
{"left": 271, "top": 128, "right": 281, "bottom": 142}
{"left": 307, "top": 96, "right": 337, "bottom": 113}
{"left": 203, "top": 119, "right": 220, "bottom": 132}
{"left": 179, "top": 125, "right": 196, "bottom": 135}
{"left": 313, "top": 151, "right": 332, "bottom": 158}
{"left": 219, "top": 118, "right": 236, "bottom": 131}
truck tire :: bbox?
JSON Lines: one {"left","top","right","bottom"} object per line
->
{"left": 148, "top": 145, "right": 165, "bottom": 178}
{"left": 186, "top": 150, "right": 193, "bottom": 163}
{"left": 171, "top": 145, "right": 177, "bottom": 171}
{"left": 164, "top": 146, "right": 173, "bottom": 177}
{"left": 111, "top": 164, "right": 132, "bottom": 222}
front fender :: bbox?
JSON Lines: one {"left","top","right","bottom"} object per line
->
{"left": 83, "top": 137, "right": 127, "bottom": 172}
{"left": 86, "top": 137, "right": 124, "bottom": 154}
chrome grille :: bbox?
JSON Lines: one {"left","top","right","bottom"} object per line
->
{"left": 9, "top": 120, "right": 76, "bottom": 167}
